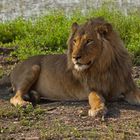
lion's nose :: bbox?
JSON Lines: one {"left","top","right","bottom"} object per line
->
{"left": 72, "top": 55, "right": 81, "bottom": 60}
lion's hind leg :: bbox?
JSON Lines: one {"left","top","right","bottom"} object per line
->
{"left": 10, "top": 65, "right": 40, "bottom": 107}
{"left": 124, "top": 89, "right": 140, "bottom": 105}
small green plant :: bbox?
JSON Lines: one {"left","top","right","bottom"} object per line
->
{"left": 136, "top": 79, "right": 140, "bottom": 87}
{"left": 0, "top": 68, "right": 4, "bottom": 78}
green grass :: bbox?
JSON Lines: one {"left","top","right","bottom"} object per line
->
{"left": 0, "top": 104, "right": 45, "bottom": 120}
{"left": 0, "top": 104, "right": 46, "bottom": 133}
{"left": 0, "top": 7, "right": 140, "bottom": 64}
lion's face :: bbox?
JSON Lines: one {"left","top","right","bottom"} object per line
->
{"left": 67, "top": 18, "right": 112, "bottom": 71}
{"left": 71, "top": 26, "right": 102, "bottom": 71}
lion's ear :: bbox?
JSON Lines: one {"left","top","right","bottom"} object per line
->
{"left": 71, "top": 22, "right": 79, "bottom": 33}
{"left": 96, "top": 23, "right": 112, "bottom": 38}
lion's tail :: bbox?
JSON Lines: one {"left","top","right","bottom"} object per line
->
{"left": 0, "top": 75, "right": 11, "bottom": 87}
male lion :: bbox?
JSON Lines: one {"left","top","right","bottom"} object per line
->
{"left": 10, "top": 17, "right": 140, "bottom": 117}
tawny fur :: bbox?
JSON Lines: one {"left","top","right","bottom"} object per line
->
{"left": 10, "top": 18, "right": 140, "bottom": 115}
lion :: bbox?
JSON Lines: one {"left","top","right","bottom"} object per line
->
{"left": 10, "top": 17, "right": 140, "bottom": 117}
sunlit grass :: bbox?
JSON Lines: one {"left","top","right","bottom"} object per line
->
{"left": 0, "top": 7, "right": 140, "bottom": 64}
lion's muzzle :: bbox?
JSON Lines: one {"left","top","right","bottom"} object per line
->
{"left": 72, "top": 57, "right": 92, "bottom": 71}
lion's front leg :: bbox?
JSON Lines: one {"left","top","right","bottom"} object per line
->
{"left": 88, "top": 91, "right": 107, "bottom": 117}
{"left": 124, "top": 89, "right": 140, "bottom": 105}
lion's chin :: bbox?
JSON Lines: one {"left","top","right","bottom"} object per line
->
{"left": 73, "top": 61, "right": 92, "bottom": 71}
{"left": 74, "top": 64, "right": 89, "bottom": 71}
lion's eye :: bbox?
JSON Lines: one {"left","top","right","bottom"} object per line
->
{"left": 86, "top": 39, "right": 94, "bottom": 45}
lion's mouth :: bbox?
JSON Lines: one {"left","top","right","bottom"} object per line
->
{"left": 73, "top": 60, "right": 92, "bottom": 71}
{"left": 76, "top": 61, "right": 92, "bottom": 66}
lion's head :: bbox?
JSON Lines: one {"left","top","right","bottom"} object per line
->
{"left": 67, "top": 17, "right": 130, "bottom": 73}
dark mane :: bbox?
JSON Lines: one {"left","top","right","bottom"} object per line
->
{"left": 67, "top": 18, "right": 136, "bottom": 100}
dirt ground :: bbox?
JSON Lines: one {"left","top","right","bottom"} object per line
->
{"left": 0, "top": 62, "right": 140, "bottom": 139}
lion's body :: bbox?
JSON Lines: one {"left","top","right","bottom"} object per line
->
{"left": 10, "top": 17, "right": 140, "bottom": 116}
{"left": 11, "top": 54, "right": 88, "bottom": 101}
{"left": 11, "top": 49, "right": 135, "bottom": 101}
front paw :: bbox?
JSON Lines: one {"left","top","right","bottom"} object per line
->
{"left": 10, "top": 96, "right": 31, "bottom": 107}
{"left": 88, "top": 105, "right": 108, "bottom": 117}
